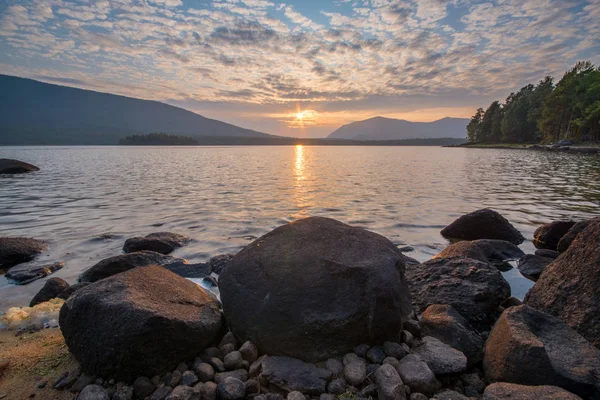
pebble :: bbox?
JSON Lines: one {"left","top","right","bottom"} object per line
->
{"left": 383, "top": 341, "right": 409, "bottom": 359}
{"left": 197, "top": 381, "right": 217, "bottom": 400}
{"left": 217, "top": 377, "right": 246, "bottom": 400}
{"left": 150, "top": 386, "right": 173, "bottom": 400}
{"left": 224, "top": 351, "right": 244, "bottom": 370}
{"left": 366, "top": 346, "right": 386, "bottom": 364}
{"left": 180, "top": 371, "right": 198, "bottom": 386}
{"left": 287, "top": 391, "right": 305, "bottom": 400}
{"left": 244, "top": 379, "right": 260, "bottom": 394}
{"left": 133, "top": 376, "right": 155, "bottom": 399}
{"left": 344, "top": 360, "right": 367, "bottom": 386}
{"left": 249, "top": 355, "right": 265, "bottom": 377}
{"left": 382, "top": 357, "right": 399, "bottom": 368}
{"left": 402, "top": 330, "right": 415, "bottom": 347}
{"left": 195, "top": 362, "right": 215, "bottom": 382}
{"left": 169, "top": 370, "right": 182, "bottom": 387}
{"left": 374, "top": 364, "right": 405, "bottom": 400}
{"left": 52, "top": 368, "right": 80, "bottom": 389}
{"left": 37, "top": 380, "right": 47, "bottom": 389}
{"left": 209, "top": 357, "right": 225, "bottom": 372}
{"left": 354, "top": 344, "right": 370, "bottom": 358}
{"left": 112, "top": 385, "right": 133, "bottom": 400}
{"left": 165, "top": 385, "right": 200, "bottom": 400}
{"left": 327, "top": 378, "right": 348, "bottom": 395}
{"left": 214, "top": 369, "right": 248, "bottom": 384}
{"left": 176, "top": 363, "right": 188, "bottom": 373}
{"left": 324, "top": 358, "right": 344, "bottom": 376}
{"left": 343, "top": 352, "right": 361, "bottom": 366}
{"left": 219, "top": 332, "right": 238, "bottom": 348}
{"left": 70, "top": 373, "right": 96, "bottom": 392}
{"left": 220, "top": 343, "right": 235, "bottom": 356}
{"left": 239, "top": 341, "right": 258, "bottom": 362}
{"left": 403, "top": 320, "right": 422, "bottom": 338}
{"left": 78, "top": 384, "right": 110, "bottom": 400}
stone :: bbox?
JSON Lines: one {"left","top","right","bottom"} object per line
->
{"left": 482, "top": 383, "right": 582, "bottom": 400}
{"left": 177, "top": 363, "right": 189, "bottom": 373}
{"left": 557, "top": 220, "right": 591, "bottom": 253}
{"left": 433, "top": 390, "right": 469, "bottom": 399}
{"left": 374, "top": 364, "right": 406, "bottom": 400}
{"left": 354, "top": 344, "right": 370, "bottom": 358}
{"left": 359, "top": 384, "right": 378, "bottom": 398}
{"left": 500, "top": 297, "right": 522, "bottom": 308}
{"left": 440, "top": 209, "right": 524, "bottom": 244}
{"left": 525, "top": 217, "right": 600, "bottom": 346}
{"left": 123, "top": 232, "right": 190, "bottom": 255}
{"left": 396, "top": 354, "right": 440, "bottom": 396}
{"left": 217, "top": 377, "right": 246, "bottom": 400}
{"left": 383, "top": 342, "right": 409, "bottom": 360}
{"left": 113, "top": 385, "right": 133, "bottom": 400}
{"left": 78, "top": 385, "right": 110, "bottom": 400}
{"left": 5, "top": 261, "right": 63, "bottom": 285}
{"left": 517, "top": 254, "right": 553, "bottom": 280}
{"left": 209, "top": 358, "right": 225, "bottom": 373}
{"left": 343, "top": 353, "right": 361, "bottom": 366}
{"left": 208, "top": 254, "right": 234, "bottom": 274}
{"left": 403, "top": 320, "right": 421, "bottom": 338}
{"left": 59, "top": 266, "right": 223, "bottom": 380}
{"left": 52, "top": 368, "right": 80, "bottom": 389}
{"left": 460, "top": 373, "right": 484, "bottom": 397}
{"left": 70, "top": 373, "right": 96, "bottom": 392}
{"left": 220, "top": 331, "right": 237, "bottom": 348}
{"left": 220, "top": 343, "right": 235, "bottom": 356}
{"left": 434, "top": 239, "right": 524, "bottom": 267}
{"left": 133, "top": 376, "right": 155, "bottom": 399}
{"left": 401, "top": 330, "right": 415, "bottom": 347}
{"left": 219, "top": 217, "right": 413, "bottom": 362}
{"left": 534, "top": 220, "right": 576, "bottom": 250}
{"left": 214, "top": 369, "right": 248, "bottom": 384}
{"left": 150, "top": 386, "right": 173, "bottom": 400}
{"left": 180, "top": 371, "right": 198, "bottom": 386}
{"left": 324, "top": 358, "right": 344, "bottom": 376}
{"left": 239, "top": 341, "right": 258, "bottom": 362}
{"left": 419, "top": 304, "right": 484, "bottom": 366}
{"left": 344, "top": 360, "right": 367, "bottom": 386}
{"left": 320, "top": 394, "right": 336, "bottom": 400}
{"left": 405, "top": 258, "right": 510, "bottom": 330}
{"left": 535, "top": 249, "right": 560, "bottom": 259}
{"left": 197, "top": 381, "right": 217, "bottom": 400}
{"left": 260, "top": 356, "right": 331, "bottom": 395}
{"left": 409, "top": 394, "right": 428, "bottom": 400}
{"left": 412, "top": 337, "right": 467, "bottom": 375}
{"left": 244, "top": 379, "right": 260, "bottom": 395}
{"left": 166, "top": 385, "right": 200, "bottom": 400}
{"left": 169, "top": 370, "right": 182, "bottom": 387}
{"left": 327, "top": 378, "right": 348, "bottom": 395}
{"left": 29, "top": 277, "right": 70, "bottom": 306}
{"left": 483, "top": 305, "right": 600, "bottom": 398}
{"left": 367, "top": 364, "right": 380, "bottom": 377}
{"left": 366, "top": 346, "right": 386, "bottom": 364}
{"left": 0, "top": 158, "right": 39, "bottom": 174}
{"left": 287, "top": 391, "right": 305, "bottom": 400}
{"left": 249, "top": 356, "right": 265, "bottom": 378}
{"left": 382, "top": 357, "right": 399, "bottom": 368}
{"left": 0, "top": 237, "right": 47, "bottom": 271}
{"left": 224, "top": 351, "right": 244, "bottom": 370}
{"left": 195, "top": 363, "right": 214, "bottom": 383}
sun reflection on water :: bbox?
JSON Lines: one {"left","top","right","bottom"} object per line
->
{"left": 293, "top": 144, "right": 310, "bottom": 218}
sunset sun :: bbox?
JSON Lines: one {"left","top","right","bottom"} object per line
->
{"left": 296, "top": 112, "right": 304, "bottom": 121}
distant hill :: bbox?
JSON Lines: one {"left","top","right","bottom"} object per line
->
{"left": 328, "top": 116, "right": 469, "bottom": 140}
{"left": 0, "top": 74, "right": 273, "bottom": 145}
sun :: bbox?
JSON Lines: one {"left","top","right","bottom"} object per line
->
{"left": 296, "top": 112, "right": 304, "bottom": 120}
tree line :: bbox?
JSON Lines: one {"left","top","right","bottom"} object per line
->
{"left": 119, "top": 133, "right": 199, "bottom": 145}
{"left": 467, "top": 61, "right": 600, "bottom": 144}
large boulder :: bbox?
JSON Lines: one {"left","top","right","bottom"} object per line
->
{"left": 59, "top": 265, "right": 223, "bottom": 380}
{"left": 123, "top": 232, "right": 190, "bottom": 255}
{"left": 525, "top": 217, "right": 600, "bottom": 347}
{"left": 440, "top": 209, "right": 524, "bottom": 244}
{"left": 405, "top": 258, "right": 510, "bottom": 330}
{"left": 557, "top": 220, "right": 591, "bottom": 253}
{"left": 0, "top": 158, "right": 39, "bottom": 174}
{"left": 5, "top": 261, "right": 63, "bottom": 284}
{"left": 434, "top": 239, "right": 524, "bottom": 267}
{"left": 219, "top": 217, "right": 413, "bottom": 362}
{"left": 482, "top": 383, "right": 582, "bottom": 400}
{"left": 483, "top": 305, "right": 600, "bottom": 398}
{"left": 533, "top": 220, "right": 576, "bottom": 250}
{"left": 0, "top": 237, "right": 47, "bottom": 271}
{"left": 260, "top": 356, "right": 332, "bottom": 395}
{"left": 419, "top": 304, "right": 484, "bottom": 366}
{"left": 79, "top": 251, "right": 210, "bottom": 282}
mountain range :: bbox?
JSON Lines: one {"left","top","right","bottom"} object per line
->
{"left": 327, "top": 116, "right": 468, "bottom": 140}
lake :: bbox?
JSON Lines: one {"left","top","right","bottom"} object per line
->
{"left": 1, "top": 146, "right": 599, "bottom": 310}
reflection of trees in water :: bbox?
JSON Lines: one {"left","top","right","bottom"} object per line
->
{"left": 463, "top": 150, "right": 600, "bottom": 220}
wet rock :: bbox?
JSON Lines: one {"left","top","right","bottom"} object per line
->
{"left": 483, "top": 305, "right": 600, "bottom": 398}
{"left": 440, "top": 209, "right": 525, "bottom": 244}
{"left": 29, "top": 277, "right": 69, "bottom": 306}
{"left": 133, "top": 376, "right": 155, "bottom": 399}
{"left": 344, "top": 360, "right": 367, "bottom": 386}
{"left": 405, "top": 258, "right": 510, "bottom": 330}
{"left": 419, "top": 304, "right": 484, "bottom": 366}
{"left": 150, "top": 386, "right": 173, "bottom": 400}
{"left": 214, "top": 369, "right": 248, "bottom": 384}
{"left": 535, "top": 249, "right": 560, "bottom": 259}
{"left": 366, "top": 346, "right": 386, "bottom": 364}
{"left": 412, "top": 336, "right": 467, "bottom": 375}
{"left": 525, "top": 217, "right": 600, "bottom": 347}
{"left": 164, "top": 261, "right": 212, "bottom": 279}
{"left": 181, "top": 371, "right": 198, "bottom": 386}
{"left": 5, "top": 261, "right": 63, "bottom": 285}
{"left": 123, "top": 232, "right": 190, "bottom": 255}
{"left": 557, "top": 220, "right": 591, "bottom": 253}
{"left": 165, "top": 385, "right": 200, "bottom": 400}
{"left": 217, "top": 377, "right": 245, "bottom": 400}
{"left": 239, "top": 341, "right": 258, "bottom": 362}
{"left": 0, "top": 237, "right": 47, "bottom": 270}
{"left": 533, "top": 220, "right": 576, "bottom": 250}
{"left": 374, "top": 364, "right": 406, "bottom": 400}
{"left": 482, "top": 383, "right": 582, "bottom": 400}
{"left": 434, "top": 239, "right": 524, "bottom": 267}
{"left": 224, "top": 351, "right": 244, "bottom": 370}
{"left": 60, "top": 266, "right": 223, "bottom": 380}
{"left": 517, "top": 254, "right": 553, "bottom": 280}
{"left": 327, "top": 378, "right": 348, "bottom": 395}
{"left": 219, "top": 217, "right": 413, "bottom": 362}
{"left": 195, "top": 363, "right": 214, "bottom": 383}
{"left": 78, "top": 384, "right": 110, "bottom": 400}
{"left": 208, "top": 254, "right": 234, "bottom": 274}
{"left": 383, "top": 342, "right": 409, "bottom": 360}
{"left": 396, "top": 354, "right": 440, "bottom": 396}
{"left": 324, "top": 358, "right": 344, "bottom": 376}
{"left": 0, "top": 158, "right": 39, "bottom": 174}
{"left": 260, "top": 356, "right": 331, "bottom": 395}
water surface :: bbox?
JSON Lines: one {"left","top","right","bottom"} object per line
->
{"left": 1, "top": 146, "right": 599, "bottom": 309}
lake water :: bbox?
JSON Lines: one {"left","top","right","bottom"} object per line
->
{"left": 1, "top": 146, "right": 600, "bottom": 310}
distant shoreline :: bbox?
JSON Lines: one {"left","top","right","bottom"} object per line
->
{"left": 447, "top": 143, "right": 600, "bottom": 155}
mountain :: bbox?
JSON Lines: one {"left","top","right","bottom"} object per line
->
{"left": 0, "top": 74, "right": 273, "bottom": 145}
{"left": 327, "top": 116, "right": 469, "bottom": 140}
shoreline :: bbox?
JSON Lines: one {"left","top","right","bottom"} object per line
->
{"left": 447, "top": 143, "right": 600, "bottom": 154}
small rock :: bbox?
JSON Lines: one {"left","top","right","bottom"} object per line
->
{"left": 482, "top": 382, "right": 582, "bottom": 399}
{"left": 384, "top": 341, "right": 409, "bottom": 359}
{"left": 557, "top": 220, "right": 591, "bottom": 253}
{"left": 401, "top": 330, "right": 414, "bottom": 347}
{"left": 324, "top": 358, "right": 344, "bottom": 376}
{"left": 0, "top": 237, "right": 47, "bottom": 270}
{"left": 534, "top": 220, "right": 576, "bottom": 250}
{"left": 123, "top": 232, "right": 190, "bottom": 255}
{"left": 382, "top": 357, "right": 399, "bottom": 368}
{"left": 150, "top": 386, "right": 173, "bottom": 400}
{"left": 327, "top": 378, "right": 348, "bottom": 395}
{"left": 367, "top": 364, "right": 380, "bottom": 376}
{"left": 410, "top": 394, "right": 428, "bottom": 400}
{"left": 374, "top": 364, "right": 406, "bottom": 400}
{"left": 403, "top": 320, "right": 421, "bottom": 338}
{"left": 52, "top": 368, "right": 80, "bottom": 389}
{"left": 354, "top": 344, "right": 370, "bottom": 358}
{"left": 180, "top": 371, "right": 198, "bottom": 386}
{"left": 199, "top": 347, "right": 222, "bottom": 362}
{"left": 165, "top": 385, "right": 200, "bottom": 400}
{"left": 214, "top": 369, "right": 248, "bottom": 384}
{"left": 344, "top": 360, "right": 367, "bottom": 386}
{"left": 244, "top": 379, "right": 260, "bottom": 395}
{"left": 197, "top": 381, "right": 217, "bottom": 400}
{"left": 6, "top": 262, "right": 63, "bottom": 285}
{"left": 433, "top": 389, "right": 469, "bottom": 399}
{"left": 440, "top": 208, "right": 524, "bottom": 244}
{"left": 78, "top": 384, "right": 110, "bottom": 400}
{"left": 396, "top": 354, "right": 440, "bottom": 396}
{"left": 209, "top": 357, "right": 225, "bottom": 372}
{"left": 460, "top": 373, "right": 484, "bottom": 397}
{"left": 169, "top": 370, "right": 182, "bottom": 387}
{"left": 224, "top": 351, "right": 244, "bottom": 370}
{"left": 261, "top": 356, "right": 331, "bottom": 395}
{"left": 37, "top": 380, "right": 47, "bottom": 389}
{"left": 217, "top": 377, "right": 246, "bottom": 400}
{"left": 249, "top": 356, "right": 265, "bottom": 377}
{"left": 287, "top": 391, "right": 305, "bottom": 400}
{"left": 220, "top": 331, "right": 238, "bottom": 348}
{"left": 366, "top": 346, "right": 386, "bottom": 364}
{"left": 133, "top": 376, "right": 155, "bottom": 399}
{"left": 195, "top": 363, "right": 214, "bottom": 382}
{"left": 0, "top": 359, "right": 10, "bottom": 378}
{"left": 517, "top": 254, "right": 554, "bottom": 280}
{"left": 220, "top": 343, "right": 235, "bottom": 356}
{"left": 343, "top": 353, "right": 361, "bottom": 366}
{"left": 412, "top": 336, "right": 467, "bottom": 375}
{"left": 239, "top": 341, "right": 258, "bottom": 362}
{"left": 112, "top": 385, "right": 133, "bottom": 400}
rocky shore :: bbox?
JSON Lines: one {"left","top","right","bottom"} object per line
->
{"left": 1, "top": 209, "right": 599, "bottom": 400}
{"left": 450, "top": 144, "right": 600, "bottom": 155}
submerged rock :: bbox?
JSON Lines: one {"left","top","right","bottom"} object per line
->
{"left": 516, "top": 254, "right": 553, "bottom": 280}
{"left": 60, "top": 265, "right": 223, "bottom": 380}
{"left": 525, "top": 217, "right": 600, "bottom": 347}
{"left": 557, "top": 220, "right": 591, "bottom": 253}
{"left": 533, "top": 220, "right": 576, "bottom": 250}
{"left": 440, "top": 209, "right": 524, "bottom": 244}
{"left": 260, "top": 356, "right": 332, "bottom": 395}
{"left": 483, "top": 305, "right": 600, "bottom": 398}
{"left": 123, "top": 232, "right": 190, "bottom": 255}
{"left": 482, "top": 383, "right": 582, "bottom": 400}
{"left": 5, "top": 261, "right": 63, "bottom": 284}
{"left": 219, "top": 217, "right": 413, "bottom": 362}
{"left": 0, "top": 237, "right": 47, "bottom": 270}
{"left": 30, "top": 277, "right": 70, "bottom": 306}
{"left": 0, "top": 158, "right": 39, "bottom": 174}
{"left": 434, "top": 239, "right": 524, "bottom": 267}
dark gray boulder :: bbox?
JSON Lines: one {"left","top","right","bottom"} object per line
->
{"left": 483, "top": 305, "right": 600, "bottom": 398}
{"left": 440, "top": 209, "right": 524, "bottom": 244}
{"left": 557, "top": 220, "right": 591, "bottom": 253}
{"left": 525, "top": 217, "right": 600, "bottom": 347}
{"left": 534, "top": 220, "right": 576, "bottom": 250}
{"left": 396, "top": 354, "right": 440, "bottom": 395}
{"left": 30, "top": 277, "right": 70, "bottom": 306}
{"left": 517, "top": 254, "right": 553, "bottom": 280}
{"left": 0, "top": 237, "right": 47, "bottom": 270}
{"left": 0, "top": 158, "right": 39, "bottom": 174}
{"left": 260, "top": 356, "right": 332, "bottom": 395}
{"left": 419, "top": 304, "right": 484, "bottom": 367}
{"left": 5, "top": 261, "right": 63, "bottom": 284}
{"left": 374, "top": 364, "right": 406, "bottom": 400}
{"left": 59, "top": 265, "right": 223, "bottom": 380}
{"left": 435, "top": 239, "right": 524, "bottom": 267}
{"left": 123, "top": 232, "right": 190, "bottom": 255}
{"left": 219, "top": 217, "right": 413, "bottom": 361}
{"left": 405, "top": 258, "right": 510, "bottom": 330}
{"left": 482, "top": 383, "right": 582, "bottom": 400}
{"left": 412, "top": 336, "right": 467, "bottom": 375}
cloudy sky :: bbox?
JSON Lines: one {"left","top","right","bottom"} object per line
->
{"left": 0, "top": 0, "right": 598, "bottom": 137}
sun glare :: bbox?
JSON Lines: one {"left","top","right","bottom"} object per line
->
{"left": 296, "top": 112, "right": 304, "bottom": 120}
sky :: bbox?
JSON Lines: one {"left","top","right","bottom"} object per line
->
{"left": 0, "top": 0, "right": 599, "bottom": 138}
